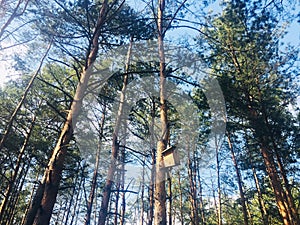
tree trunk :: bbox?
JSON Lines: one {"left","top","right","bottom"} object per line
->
{"left": 177, "top": 172, "right": 184, "bottom": 225}
{"left": 23, "top": 2, "right": 108, "bottom": 224}
{"left": 259, "top": 143, "right": 293, "bottom": 225}
{"left": 119, "top": 145, "right": 126, "bottom": 225}
{"left": 21, "top": 173, "right": 40, "bottom": 225}
{"left": 167, "top": 176, "right": 172, "bottom": 225}
{"left": 154, "top": 141, "right": 167, "bottom": 225}
{"left": 226, "top": 134, "right": 249, "bottom": 225}
{"left": 215, "top": 138, "right": 222, "bottom": 225}
{"left": 6, "top": 160, "right": 30, "bottom": 225}
{"left": 273, "top": 142, "right": 300, "bottom": 225}
{"left": 85, "top": 110, "right": 106, "bottom": 225}
{"left": 250, "top": 74, "right": 298, "bottom": 225}
{"left": 148, "top": 97, "right": 156, "bottom": 225}
{"left": 251, "top": 163, "right": 268, "bottom": 225}
{"left": 211, "top": 177, "right": 219, "bottom": 225}
{"left": 196, "top": 158, "right": 206, "bottom": 225}
{"left": 0, "top": 43, "right": 51, "bottom": 152}
{"left": 154, "top": 0, "right": 167, "bottom": 224}
{"left": 98, "top": 36, "right": 133, "bottom": 225}
{"left": 114, "top": 170, "right": 121, "bottom": 225}
{"left": 0, "top": 113, "right": 37, "bottom": 222}
{"left": 140, "top": 158, "right": 145, "bottom": 225}
{"left": 0, "top": 0, "right": 30, "bottom": 39}
{"left": 64, "top": 163, "right": 81, "bottom": 225}
{"left": 187, "top": 147, "right": 199, "bottom": 225}
{"left": 70, "top": 176, "right": 84, "bottom": 225}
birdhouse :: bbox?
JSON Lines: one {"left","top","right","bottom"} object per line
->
{"left": 162, "top": 146, "right": 180, "bottom": 168}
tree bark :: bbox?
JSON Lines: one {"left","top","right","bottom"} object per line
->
{"left": 23, "top": 1, "right": 108, "bottom": 224}
{"left": 259, "top": 143, "right": 293, "bottom": 225}
{"left": 272, "top": 140, "right": 300, "bottom": 225}
{"left": 154, "top": 0, "right": 167, "bottom": 224}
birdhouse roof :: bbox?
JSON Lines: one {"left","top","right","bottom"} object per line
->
{"left": 162, "top": 146, "right": 176, "bottom": 156}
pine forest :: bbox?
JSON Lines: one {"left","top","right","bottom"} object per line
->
{"left": 0, "top": 0, "right": 299, "bottom": 225}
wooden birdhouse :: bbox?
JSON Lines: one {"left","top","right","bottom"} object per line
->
{"left": 162, "top": 146, "right": 180, "bottom": 168}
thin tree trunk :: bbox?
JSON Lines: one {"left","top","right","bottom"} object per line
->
{"left": 114, "top": 171, "right": 121, "bottom": 225}
{"left": 177, "top": 172, "right": 184, "bottom": 225}
{"left": 0, "top": 113, "right": 37, "bottom": 222}
{"left": 248, "top": 154, "right": 268, "bottom": 225}
{"left": 187, "top": 147, "right": 199, "bottom": 225}
{"left": 196, "top": 157, "right": 206, "bottom": 225}
{"left": 147, "top": 97, "right": 156, "bottom": 225}
{"left": 0, "top": 42, "right": 51, "bottom": 152}
{"left": 23, "top": 2, "right": 108, "bottom": 224}
{"left": 64, "top": 163, "right": 81, "bottom": 225}
{"left": 119, "top": 145, "right": 126, "bottom": 225}
{"left": 154, "top": 0, "right": 167, "bottom": 224}
{"left": 0, "top": 0, "right": 30, "bottom": 39}
{"left": 226, "top": 134, "right": 249, "bottom": 225}
{"left": 70, "top": 176, "right": 84, "bottom": 225}
{"left": 98, "top": 36, "right": 133, "bottom": 225}
{"left": 85, "top": 110, "right": 106, "bottom": 225}
{"left": 6, "top": 160, "right": 30, "bottom": 225}
{"left": 215, "top": 139, "right": 222, "bottom": 225}
{"left": 140, "top": 158, "right": 145, "bottom": 225}
{"left": 210, "top": 176, "right": 218, "bottom": 225}
{"left": 21, "top": 173, "right": 40, "bottom": 225}
{"left": 167, "top": 176, "right": 172, "bottom": 225}
{"left": 192, "top": 150, "right": 200, "bottom": 225}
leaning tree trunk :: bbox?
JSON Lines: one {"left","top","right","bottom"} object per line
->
{"left": 0, "top": 112, "right": 37, "bottom": 222}
{"left": 249, "top": 77, "right": 298, "bottom": 225}
{"left": 97, "top": 37, "right": 133, "bottom": 225}
{"left": 274, "top": 150, "right": 300, "bottom": 225}
{"left": 84, "top": 108, "right": 106, "bottom": 225}
{"left": 0, "top": 43, "right": 51, "bottom": 152}
{"left": 250, "top": 159, "right": 268, "bottom": 225}
{"left": 226, "top": 134, "right": 249, "bottom": 225}
{"left": 268, "top": 129, "right": 300, "bottom": 225}
{"left": 259, "top": 143, "right": 294, "bottom": 225}
{"left": 23, "top": 1, "right": 108, "bottom": 225}
{"left": 0, "top": 0, "right": 30, "bottom": 39}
